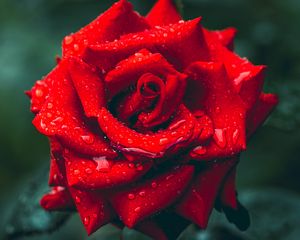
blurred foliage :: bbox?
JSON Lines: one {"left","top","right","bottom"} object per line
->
{"left": 0, "top": 0, "right": 299, "bottom": 239}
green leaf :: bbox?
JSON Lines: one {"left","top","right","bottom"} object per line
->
{"left": 4, "top": 166, "right": 71, "bottom": 240}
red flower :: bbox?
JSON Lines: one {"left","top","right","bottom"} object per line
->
{"left": 27, "top": 0, "right": 278, "bottom": 239}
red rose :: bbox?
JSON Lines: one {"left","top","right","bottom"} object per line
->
{"left": 27, "top": 0, "right": 278, "bottom": 239}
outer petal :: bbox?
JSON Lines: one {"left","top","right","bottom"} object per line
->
{"left": 68, "top": 57, "right": 106, "bottom": 117}
{"left": 204, "top": 27, "right": 237, "bottom": 50}
{"left": 69, "top": 188, "right": 115, "bottom": 235}
{"left": 175, "top": 157, "right": 238, "bottom": 228}
{"left": 146, "top": 0, "right": 182, "bottom": 27}
{"left": 210, "top": 45, "right": 266, "bottom": 110}
{"left": 62, "top": 0, "right": 150, "bottom": 57}
{"left": 219, "top": 166, "right": 238, "bottom": 210}
{"left": 83, "top": 18, "right": 209, "bottom": 71}
{"left": 186, "top": 62, "right": 247, "bottom": 160}
{"left": 32, "top": 60, "right": 117, "bottom": 158}
{"left": 135, "top": 212, "right": 189, "bottom": 240}
{"left": 109, "top": 165, "right": 194, "bottom": 227}
{"left": 246, "top": 93, "right": 278, "bottom": 137}
{"left": 40, "top": 187, "right": 74, "bottom": 211}
{"left": 48, "top": 138, "right": 67, "bottom": 187}
{"left": 64, "top": 151, "right": 153, "bottom": 189}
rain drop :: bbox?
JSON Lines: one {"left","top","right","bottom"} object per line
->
{"left": 128, "top": 193, "right": 135, "bottom": 200}
{"left": 81, "top": 135, "right": 94, "bottom": 144}
{"left": 192, "top": 145, "right": 207, "bottom": 155}
{"left": 159, "top": 138, "right": 169, "bottom": 145}
{"left": 232, "top": 129, "right": 240, "bottom": 145}
{"left": 151, "top": 181, "right": 158, "bottom": 188}
{"left": 134, "top": 206, "right": 141, "bottom": 212}
{"left": 64, "top": 35, "right": 73, "bottom": 45}
{"left": 83, "top": 216, "right": 90, "bottom": 226}
{"left": 139, "top": 191, "right": 146, "bottom": 197}
{"left": 213, "top": 129, "right": 227, "bottom": 148}
{"left": 85, "top": 168, "right": 92, "bottom": 174}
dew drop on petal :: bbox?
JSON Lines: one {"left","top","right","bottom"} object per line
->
{"left": 75, "top": 196, "right": 81, "bottom": 204}
{"left": 85, "top": 168, "right": 92, "bottom": 174}
{"left": 232, "top": 129, "right": 240, "bottom": 145}
{"left": 159, "top": 138, "right": 169, "bottom": 145}
{"left": 81, "top": 135, "right": 94, "bottom": 144}
{"left": 192, "top": 145, "right": 207, "bottom": 155}
{"left": 151, "top": 181, "right": 157, "bottom": 188}
{"left": 93, "top": 157, "right": 111, "bottom": 172}
{"left": 139, "top": 191, "right": 146, "bottom": 197}
{"left": 213, "top": 128, "right": 227, "bottom": 148}
{"left": 128, "top": 193, "right": 135, "bottom": 200}
{"left": 83, "top": 216, "right": 90, "bottom": 226}
{"left": 35, "top": 88, "right": 43, "bottom": 97}
{"left": 134, "top": 206, "right": 141, "bottom": 212}
{"left": 64, "top": 35, "right": 73, "bottom": 45}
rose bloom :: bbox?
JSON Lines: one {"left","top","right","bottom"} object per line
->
{"left": 27, "top": 0, "right": 278, "bottom": 239}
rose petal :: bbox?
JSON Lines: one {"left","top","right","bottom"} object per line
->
{"left": 48, "top": 137, "right": 68, "bottom": 187}
{"left": 68, "top": 57, "right": 106, "bottom": 117}
{"left": 220, "top": 166, "right": 238, "bottom": 209}
{"left": 65, "top": 151, "right": 153, "bottom": 189}
{"left": 146, "top": 0, "right": 182, "bottom": 27}
{"left": 109, "top": 165, "right": 194, "bottom": 227}
{"left": 98, "top": 105, "right": 199, "bottom": 158}
{"left": 135, "top": 212, "right": 189, "bottom": 240}
{"left": 105, "top": 49, "right": 177, "bottom": 98}
{"left": 246, "top": 92, "right": 278, "bottom": 137}
{"left": 116, "top": 72, "right": 165, "bottom": 125}
{"left": 138, "top": 73, "right": 187, "bottom": 128}
{"left": 186, "top": 62, "right": 247, "bottom": 160}
{"left": 69, "top": 188, "right": 115, "bottom": 235}
{"left": 40, "top": 187, "right": 74, "bottom": 211}
{"left": 205, "top": 27, "right": 237, "bottom": 50}
{"left": 84, "top": 18, "right": 209, "bottom": 71}
{"left": 210, "top": 45, "right": 266, "bottom": 109}
{"left": 32, "top": 59, "right": 117, "bottom": 158}
{"left": 62, "top": 0, "right": 150, "bottom": 58}
{"left": 175, "top": 157, "right": 238, "bottom": 228}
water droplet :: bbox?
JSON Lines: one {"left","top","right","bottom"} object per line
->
{"left": 73, "top": 44, "right": 79, "bottom": 51}
{"left": 47, "top": 103, "right": 53, "bottom": 109}
{"left": 75, "top": 196, "right": 81, "bottom": 204}
{"left": 93, "top": 157, "right": 111, "bottom": 172}
{"left": 64, "top": 35, "right": 73, "bottom": 45}
{"left": 85, "top": 168, "right": 92, "bottom": 174}
{"left": 192, "top": 145, "right": 207, "bottom": 155}
{"left": 151, "top": 182, "right": 157, "bottom": 188}
{"left": 74, "top": 169, "right": 80, "bottom": 175}
{"left": 159, "top": 138, "right": 169, "bottom": 145}
{"left": 213, "top": 129, "right": 227, "bottom": 148}
{"left": 215, "top": 106, "right": 221, "bottom": 113}
{"left": 127, "top": 138, "right": 133, "bottom": 144}
{"left": 139, "top": 191, "right": 146, "bottom": 197}
{"left": 134, "top": 206, "right": 141, "bottom": 212}
{"left": 81, "top": 135, "right": 94, "bottom": 144}
{"left": 35, "top": 88, "right": 43, "bottom": 97}
{"left": 169, "top": 119, "right": 186, "bottom": 130}
{"left": 135, "top": 164, "right": 144, "bottom": 171}
{"left": 83, "top": 216, "right": 90, "bottom": 225}
{"left": 128, "top": 193, "right": 135, "bottom": 200}
{"left": 166, "top": 174, "right": 174, "bottom": 181}
{"left": 128, "top": 163, "right": 135, "bottom": 168}
{"left": 232, "top": 129, "right": 240, "bottom": 145}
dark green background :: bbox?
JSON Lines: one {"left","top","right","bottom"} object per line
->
{"left": 0, "top": 0, "right": 299, "bottom": 239}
